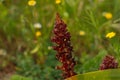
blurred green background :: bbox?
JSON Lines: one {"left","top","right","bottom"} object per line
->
{"left": 0, "top": 0, "right": 120, "bottom": 80}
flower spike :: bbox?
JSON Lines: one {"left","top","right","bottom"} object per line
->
{"left": 99, "top": 55, "right": 118, "bottom": 70}
{"left": 51, "top": 13, "right": 76, "bottom": 79}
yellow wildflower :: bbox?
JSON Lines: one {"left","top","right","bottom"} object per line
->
{"left": 55, "top": 0, "right": 61, "bottom": 4}
{"left": 103, "top": 12, "right": 112, "bottom": 19}
{"left": 36, "top": 31, "right": 41, "bottom": 37}
{"left": 79, "top": 30, "right": 85, "bottom": 36}
{"left": 106, "top": 32, "right": 116, "bottom": 38}
{"left": 28, "top": 0, "right": 36, "bottom": 6}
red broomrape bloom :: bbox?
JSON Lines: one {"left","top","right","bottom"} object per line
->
{"left": 51, "top": 13, "right": 76, "bottom": 79}
{"left": 99, "top": 55, "right": 118, "bottom": 70}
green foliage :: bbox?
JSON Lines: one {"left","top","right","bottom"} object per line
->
{"left": 79, "top": 50, "right": 107, "bottom": 73}
{"left": 15, "top": 52, "right": 62, "bottom": 80}
{"left": 10, "top": 75, "right": 32, "bottom": 80}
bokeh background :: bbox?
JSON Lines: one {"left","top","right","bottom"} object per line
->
{"left": 0, "top": 0, "right": 120, "bottom": 80}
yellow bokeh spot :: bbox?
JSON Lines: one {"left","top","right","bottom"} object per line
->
{"left": 28, "top": 0, "right": 36, "bottom": 6}
{"left": 103, "top": 12, "right": 112, "bottom": 19}
{"left": 55, "top": 0, "right": 61, "bottom": 4}
{"left": 106, "top": 32, "right": 116, "bottom": 38}
{"left": 79, "top": 30, "right": 85, "bottom": 36}
{"left": 36, "top": 31, "right": 41, "bottom": 37}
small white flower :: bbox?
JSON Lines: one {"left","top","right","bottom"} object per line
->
{"left": 34, "top": 23, "right": 42, "bottom": 29}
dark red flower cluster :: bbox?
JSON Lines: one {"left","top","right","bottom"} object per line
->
{"left": 99, "top": 55, "right": 118, "bottom": 70}
{"left": 51, "top": 13, "right": 76, "bottom": 79}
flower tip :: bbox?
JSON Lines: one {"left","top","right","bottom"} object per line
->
{"left": 56, "top": 13, "right": 62, "bottom": 24}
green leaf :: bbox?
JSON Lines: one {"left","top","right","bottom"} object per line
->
{"left": 30, "top": 45, "right": 40, "bottom": 54}
{"left": 66, "top": 69, "right": 120, "bottom": 80}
